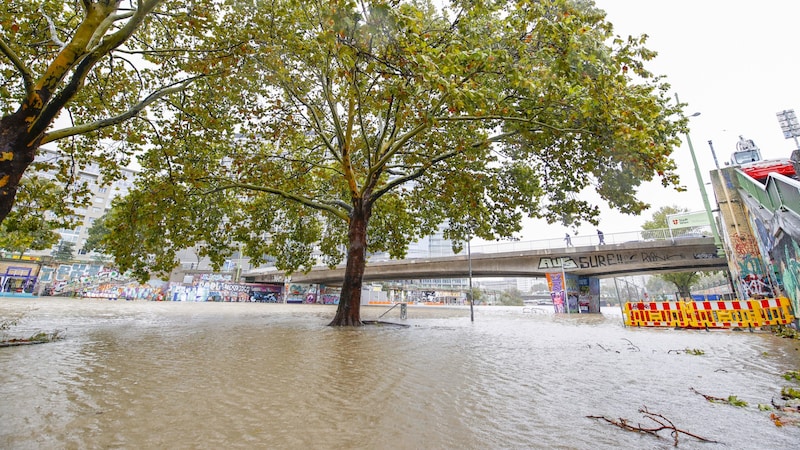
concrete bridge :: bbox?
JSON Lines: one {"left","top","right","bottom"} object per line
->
{"left": 245, "top": 231, "right": 725, "bottom": 285}
{"left": 243, "top": 166, "right": 799, "bottom": 321}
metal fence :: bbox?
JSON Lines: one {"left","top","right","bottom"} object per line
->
{"left": 737, "top": 170, "right": 800, "bottom": 218}
{"left": 463, "top": 227, "right": 693, "bottom": 255}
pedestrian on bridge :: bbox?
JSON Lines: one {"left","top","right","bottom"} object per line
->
{"left": 597, "top": 229, "right": 605, "bottom": 245}
{"left": 564, "top": 233, "right": 572, "bottom": 247}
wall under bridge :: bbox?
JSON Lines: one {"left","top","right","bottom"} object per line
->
{"left": 715, "top": 168, "right": 800, "bottom": 323}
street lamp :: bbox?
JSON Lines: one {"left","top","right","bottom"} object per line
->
{"left": 675, "top": 94, "right": 724, "bottom": 256}
{"left": 467, "top": 233, "right": 474, "bottom": 322}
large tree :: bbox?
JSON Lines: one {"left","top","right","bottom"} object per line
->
{"left": 102, "top": 0, "right": 688, "bottom": 325}
{"left": 0, "top": 0, "right": 231, "bottom": 224}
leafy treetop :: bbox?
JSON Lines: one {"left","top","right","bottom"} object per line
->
{"left": 89, "top": 0, "right": 689, "bottom": 283}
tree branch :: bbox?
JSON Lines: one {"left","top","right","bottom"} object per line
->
{"left": 41, "top": 77, "right": 199, "bottom": 144}
{"left": 206, "top": 181, "right": 352, "bottom": 221}
{"left": 587, "top": 406, "right": 721, "bottom": 446}
{"left": 0, "top": 38, "right": 34, "bottom": 95}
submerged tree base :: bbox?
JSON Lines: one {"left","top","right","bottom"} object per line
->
{"left": 327, "top": 319, "right": 409, "bottom": 328}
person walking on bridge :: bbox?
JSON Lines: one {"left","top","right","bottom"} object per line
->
{"left": 564, "top": 233, "right": 573, "bottom": 247}
{"left": 597, "top": 229, "right": 605, "bottom": 245}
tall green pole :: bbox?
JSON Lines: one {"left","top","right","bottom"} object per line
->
{"left": 675, "top": 94, "right": 724, "bottom": 257}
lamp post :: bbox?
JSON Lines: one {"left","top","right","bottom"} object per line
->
{"left": 675, "top": 94, "right": 723, "bottom": 256}
{"left": 467, "top": 234, "right": 474, "bottom": 322}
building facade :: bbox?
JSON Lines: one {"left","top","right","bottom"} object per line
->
{"left": 31, "top": 147, "right": 138, "bottom": 260}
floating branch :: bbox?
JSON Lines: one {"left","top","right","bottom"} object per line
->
{"left": 690, "top": 387, "right": 748, "bottom": 407}
{"left": 668, "top": 348, "right": 705, "bottom": 355}
{"left": 768, "top": 397, "right": 800, "bottom": 427}
{"left": 587, "top": 406, "right": 720, "bottom": 447}
{"left": 621, "top": 338, "right": 640, "bottom": 352}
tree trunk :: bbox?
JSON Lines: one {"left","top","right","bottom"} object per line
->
{"left": 328, "top": 201, "right": 371, "bottom": 326}
{"left": 0, "top": 112, "right": 39, "bottom": 224}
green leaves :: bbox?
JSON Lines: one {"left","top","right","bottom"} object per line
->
{"left": 89, "top": 0, "right": 686, "bottom": 279}
{"left": 0, "top": 175, "right": 72, "bottom": 256}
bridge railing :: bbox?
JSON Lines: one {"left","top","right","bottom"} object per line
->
{"left": 255, "top": 227, "right": 712, "bottom": 271}
{"left": 736, "top": 170, "right": 800, "bottom": 217}
{"left": 449, "top": 228, "right": 678, "bottom": 256}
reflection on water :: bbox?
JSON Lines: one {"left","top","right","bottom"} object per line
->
{"left": 2, "top": 298, "right": 800, "bottom": 449}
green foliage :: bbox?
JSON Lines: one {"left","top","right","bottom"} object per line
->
{"left": 469, "top": 288, "right": 486, "bottom": 305}
{"left": 0, "top": 175, "right": 72, "bottom": 256}
{"left": 782, "top": 371, "right": 800, "bottom": 382}
{"left": 642, "top": 205, "right": 686, "bottom": 230}
{"left": 643, "top": 205, "right": 707, "bottom": 297}
{"left": 660, "top": 272, "right": 700, "bottom": 299}
{"left": 781, "top": 386, "right": 800, "bottom": 400}
{"left": 52, "top": 241, "right": 75, "bottom": 262}
{"left": 773, "top": 326, "right": 800, "bottom": 339}
{"left": 726, "top": 396, "right": 748, "bottom": 407}
{"left": 0, "top": 0, "right": 234, "bottom": 223}
{"left": 497, "top": 288, "right": 525, "bottom": 306}
{"left": 683, "top": 348, "right": 705, "bottom": 356}
{"left": 99, "top": 0, "right": 689, "bottom": 281}
{"left": 82, "top": 214, "right": 109, "bottom": 254}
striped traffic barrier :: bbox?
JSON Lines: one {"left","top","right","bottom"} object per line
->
{"left": 623, "top": 297, "right": 795, "bottom": 329}
{"left": 624, "top": 301, "right": 691, "bottom": 328}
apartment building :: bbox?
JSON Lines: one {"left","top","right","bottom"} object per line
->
{"left": 32, "top": 147, "right": 138, "bottom": 259}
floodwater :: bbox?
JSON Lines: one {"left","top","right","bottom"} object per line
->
{"left": 1, "top": 298, "right": 799, "bottom": 450}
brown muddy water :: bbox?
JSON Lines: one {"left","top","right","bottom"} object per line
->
{"left": 1, "top": 297, "right": 799, "bottom": 450}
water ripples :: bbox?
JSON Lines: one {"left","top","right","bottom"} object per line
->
{"left": 2, "top": 299, "right": 800, "bottom": 449}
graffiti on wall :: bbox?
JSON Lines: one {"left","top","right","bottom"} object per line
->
{"left": 545, "top": 272, "right": 579, "bottom": 313}
{"left": 168, "top": 281, "right": 283, "bottom": 302}
{"left": 732, "top": 233, "right": 759, "bottom": 257}
{"left": 772, "top": 238, "right": 800, "bottom": 313}
{"left": 287, "top": 284, "right": 318, "bottom": 303}
{"left": 729, "top": 233, "right": 775, "bottom": 298}
{"left": 320, "top": 286, "right": 340, "bottom": 304}
{"left": 537, "top": 250, "right": 709, "bottom": 272}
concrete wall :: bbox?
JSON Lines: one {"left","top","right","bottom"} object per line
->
{"left": 712, "top": 168, "right": 800, "bottom": 318}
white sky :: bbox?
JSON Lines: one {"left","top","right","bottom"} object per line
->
{"left": 514, "top": 0, "right": 800, "bottom": 242}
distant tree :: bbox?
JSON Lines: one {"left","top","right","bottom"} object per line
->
{"left": 82, "top": 215, "right": 109, "bottom": 255}
{"left": 469, "top": 287, "right": 487, "bottom": 306}
{"left": 0, "top": 175, "right": 74, "bottom": 257}
{"left": 101, "top": 0, "right": 689, "bottom": 326}
{"left": 662, "top": 272, "right": 699, "bottom": 300}
{"left": 643, "top": 205, "right": 709, "bottom": 298}
{"left": 52, "top": 241, "right": 76, "bottom": 262}
{"left": 497, "top": 288, "right": 525, "bottom": 306}
{"left": 645, "top": 276, "right": 678, "bottom": 299}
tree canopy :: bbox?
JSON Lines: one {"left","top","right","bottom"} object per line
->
{"left": 4, "top": 0, "right": 690, "bottom": 325}
{"left": 0, "top": 0, "right": 230, "bottom": 223}
{"left": 96, "top": 0, "right": 689, "bottom": 325}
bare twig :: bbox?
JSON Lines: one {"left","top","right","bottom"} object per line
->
{"left": 690, "top": 387, "right": 726, "bottom": 403}
{"left": 621, "top": 338, "right": 640, "bottom": 352}
{"left": 587, "top": 406, "right": 721, "bottom": 447}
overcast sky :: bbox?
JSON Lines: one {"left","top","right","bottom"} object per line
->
{"left": 514, "top": 0, "right": 800, "bottom": 242}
